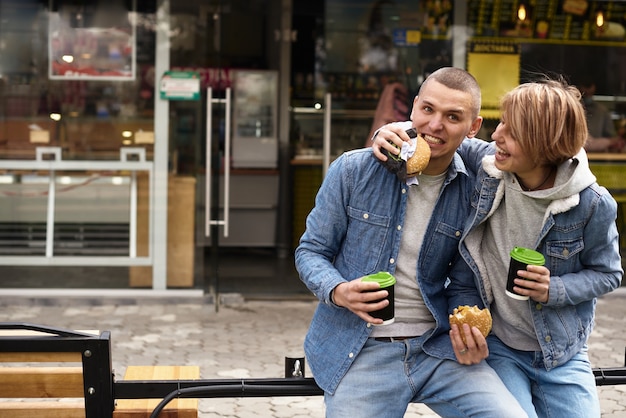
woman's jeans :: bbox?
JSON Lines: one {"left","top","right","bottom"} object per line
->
{"left": 324, "top": 336, "right": 527, "bottom": 418}
{"left": 487, "top": 335, "right": 600, "bottom": 418}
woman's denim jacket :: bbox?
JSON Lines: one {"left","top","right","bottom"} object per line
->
{"left": 457, "top": 145, "right": 623, "bottom": 371}
{"left": 295, "top": 143, "right": 489, "bottom": 394}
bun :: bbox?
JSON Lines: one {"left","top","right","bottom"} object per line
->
{"left": 449, "top": 305, "right": 492, "bottom": 345}
{"left": 562, "top": 0, "right": 588, "bottom": 15}
{"left": 406, "top": 134, "right": 431, "bottom": 176}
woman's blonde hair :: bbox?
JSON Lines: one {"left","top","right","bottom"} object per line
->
{"left": 500, "top": 77, "right": 587, "bottom": 165}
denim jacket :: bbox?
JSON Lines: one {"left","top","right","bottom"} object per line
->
{"left": 295, "top": 144, "right": 488, "bottom": 394}
{"left": 457, "top": 146, "right": 623, "bottom": 371}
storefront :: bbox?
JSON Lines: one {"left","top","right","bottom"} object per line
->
{"left": 0, "top": 0, "right": 624, "bottom": 294}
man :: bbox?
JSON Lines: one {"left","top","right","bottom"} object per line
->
{"left": 577, "top": 79, "right": 623, "bottom": 152}
{"left": 295, "top": 67, "right": 526, "bottom": 417}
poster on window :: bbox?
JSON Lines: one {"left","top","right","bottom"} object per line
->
{"left": 48, "top": 0, "right": 136, "bottom": 81}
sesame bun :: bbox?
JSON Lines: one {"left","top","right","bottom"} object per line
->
{"left": 406, "top": 134, "right": 431, "bottom": 177}
{"left": 449, "top": 305, "right": 492, "bottom": 345}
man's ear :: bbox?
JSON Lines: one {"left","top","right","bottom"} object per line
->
{"left": 468, "top": 117, "right": 483, "bottom": 137}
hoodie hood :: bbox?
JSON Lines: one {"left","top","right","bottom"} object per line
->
{"left": 482, "top": 148, "right": 597, "bottom": 220}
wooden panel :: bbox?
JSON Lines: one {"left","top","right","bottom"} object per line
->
{"left": 129, "top": 176, "right": 196, "bottom": 288}
{"left": 114, "top": 366, "right": 199, "bottom": 418}
{"left": 0, "top": 401, "right": 85, "bottom": 418}
{"left": 0, "top": 367, "right": 84, "bottom": 397}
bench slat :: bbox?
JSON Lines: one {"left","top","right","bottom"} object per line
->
{"left": 0, "top": 401, "right": 85, "bottom": 418}
{"left": 0, "top": 366, "right": 84, "bottom": 397}
{"left": 114, "top": 366, "right": 199, "bottom": 418}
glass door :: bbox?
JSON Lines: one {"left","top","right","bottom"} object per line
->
{"left": 167, "top": 0, "right": 307, "bottom": 300}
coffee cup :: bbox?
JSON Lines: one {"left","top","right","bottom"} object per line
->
{"left": 362, "top": 272, "right": 396, "bottom": 325}
{"left": 506, "top": 247, "right": 546, "bottom": 300}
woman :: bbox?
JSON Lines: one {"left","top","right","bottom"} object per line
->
{"left": 373, "top": 78, "right": 623, "bottom": 418}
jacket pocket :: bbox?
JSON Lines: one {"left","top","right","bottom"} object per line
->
{"left": 545, "top": 238, "right": 583, "bottom": 272}
{"left": 343, "top": 206, "right": 390, "bottom": 273}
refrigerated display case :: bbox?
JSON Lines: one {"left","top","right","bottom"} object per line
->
{"left": 290, "top": 94, "right": 375, "bottom": 247}
{"left": 290, "top": 94, "right": 375, "bottom": 172}
{"left": 203, "top": 70, "right": 280, "bottom": 248}
{"left": 231, "top": 70, "right": 279, "bottom": 168}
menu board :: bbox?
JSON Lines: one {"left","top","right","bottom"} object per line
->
{"left": 467, "top": 42, "right": 520, "bottom": 119}
{"left": 468, "top": 0, "right": 626, "bottom": 43}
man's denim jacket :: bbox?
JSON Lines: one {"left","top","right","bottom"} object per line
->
{"left": 457, "top": 145, "right": 623, "bottom": 371}
{"left": 295, "top": 144, "right": 488, "bottom": 394}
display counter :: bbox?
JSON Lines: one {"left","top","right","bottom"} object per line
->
{"left": 0, "top": 118, "right": 154, "bottom": 161}
{"left": 290, "top": 160, "right": 323, "bottom": 249}
{"left": 588, "top": 153, "right": 626, "bottom": 192}
{"left": 588, "top": 153, "right": 626, "bottom": 250}
{"left": 588, "top": 153, "right": 626, "bottom": 162}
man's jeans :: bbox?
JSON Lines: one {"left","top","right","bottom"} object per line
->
{"left": 324, "top": 337, "right": 527, "bottom": 418}
{"left": 487, "top": 335, "right": 600, "bottom": 418}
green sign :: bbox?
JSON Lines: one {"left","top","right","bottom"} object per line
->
{"left": 160, "top": 71, "right": 200, "bottom": 101}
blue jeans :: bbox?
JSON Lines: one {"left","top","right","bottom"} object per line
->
{"left": 324, "top": 337, "right": 527, "bottom": 418}
{"left": 487, "top": 335, "right": 600, "bottom": 418}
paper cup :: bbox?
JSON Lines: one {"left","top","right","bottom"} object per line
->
{"left": 506, "top": 247, "right": 546, "bottom": 300}
{"left": 362, "top": 272, "right": 396, "bottom": 325}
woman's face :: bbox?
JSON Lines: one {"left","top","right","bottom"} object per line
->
{"left": 491, "top": 120, "right": 538, "bottom": 177}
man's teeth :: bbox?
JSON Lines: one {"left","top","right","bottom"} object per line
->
{"left": 423, "top": 135, "right": 443, "bottom": 144}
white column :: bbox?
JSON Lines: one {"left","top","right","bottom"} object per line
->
{"left": 152, "top": 0, "right": 171, "bottom": 290}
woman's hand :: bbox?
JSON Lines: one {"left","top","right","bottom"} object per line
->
{"left": 514, "top": 264, "right": 551, "bottom": 303}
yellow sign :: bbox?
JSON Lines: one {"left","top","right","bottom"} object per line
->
{"left": 467, "top": 42, "right": 521, "bottom": 119}
{"left": 406, "top": 30, "right": 422, "bottom": 44}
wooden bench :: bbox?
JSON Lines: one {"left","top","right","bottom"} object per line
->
{"left": 0, "top": 324, "right": 199, "bottom": 418}
{"left": 0, "top": 328, "right": 98, "bottom": 418}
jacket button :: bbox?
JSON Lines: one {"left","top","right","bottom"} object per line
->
{"left": 402, "top": 188, "right": 407, "bottom": 194}
{"left": 552, "top": 360, "right": 558, "bottom": 367}
{"left": 389, "top": 258, "right": 395, "bottom": 264}
{"left": 397, "top": 225, "right": 402, "bottom": 231}
{"left": 562, "top": 248, "right": 569, "bottom": 257}
{"left": 363, "top": 213, "right": 369, "bottom": 219}
{"left": 349, "top": 352, "right": 354, "bottom": 358}
{"left": 535, "top": 304, "right": 542, "bottom": 310}
{"left": 366, "top": 323, "right": 372, "bottom": 328}
{"left": 455, "top": 230, "right": 461, "bottom": 237}
{"left": 545, "top": 335, "right": 552, "bottom": 342}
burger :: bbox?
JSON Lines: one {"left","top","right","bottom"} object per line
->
{"left": 381, "top": 128, "right": 431, "bottom": 181}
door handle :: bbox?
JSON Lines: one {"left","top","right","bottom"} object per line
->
{"left": 205, "top": 87, "right": 231, "bottom": 237}
{"left": 323, "top": 92, "right": 332, "bottom": 178}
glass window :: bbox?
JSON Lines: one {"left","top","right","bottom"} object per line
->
{"left": 0, "top": 0, "right": 156, "bottom": 160}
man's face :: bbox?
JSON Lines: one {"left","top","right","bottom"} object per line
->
{"left": 410, "top": 79, "right": 482, "bottom": 175}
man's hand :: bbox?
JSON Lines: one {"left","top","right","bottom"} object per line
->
{"left": 332, "top": 279, "right": 389, "bottom": 324}
{"left": 372, "top": 124, "right": 414, "bottom": 162}
{"left": 584, "top": 135, "right": 618, "bottom": 152}
{"left": 449, "top": 323, "right": 489, "bottom": 365}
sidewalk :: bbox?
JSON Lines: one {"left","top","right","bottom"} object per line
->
{"left": 1, "top": 288, "right": 626, "bottom": 417}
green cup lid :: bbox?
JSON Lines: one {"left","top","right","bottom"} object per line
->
{"left": 362, "top": 272, "right": 396, "bottom": 288}
{"left": 510, "top": 246, "right": 545, "bottom": 266}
